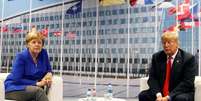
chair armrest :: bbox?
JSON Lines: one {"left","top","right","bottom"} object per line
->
{"left": 0, "top": 73, "right": 10, "bottom": 101}
{"left": 195, "top": 76, "right": 201, "bottom": 101}
{"left": 140, "top": 77, "right": 149, "bottom": 91}
{"left": 0, "top": 79, "right": 5, "bottom": 100}
{"left": 48, "top": 75, "right": 63, "bottom": 101}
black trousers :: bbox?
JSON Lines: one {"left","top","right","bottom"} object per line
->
{"left": 138, "top": 89, "right": 194, "bottom": 101}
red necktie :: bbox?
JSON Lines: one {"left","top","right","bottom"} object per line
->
{"left": 163, "top": 57, "right": 172, "bottom": 96}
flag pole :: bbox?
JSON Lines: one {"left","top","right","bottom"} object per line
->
{"left": 126, "top": 0, "right": 130, "bottom": 98}
{"left": 154, "top": 0, "right": 158, "bottom": 52}
{"left": 0, "top": 0, "right": 5, "bottom": 72}
{"left": 72, "top": 19, "right": 76, "bottom": 76}
{"left": 191, "top": 0, "right": 194, "bottom": 54}
{"left": 47, "top": 26, "right": 50, "bottom": 54}
{"left": 79, "top": 0, "right": 84, "bottom": 85}
{"left": 59, "top": 0, "right": 65, "bottom": 76}
{"left": 7, "top": 24, "right": 10, "bottom": 73}
{"left": 94, "top": 0, "right": 99, "bottom": 88}
{"left": 176, "top": 0, "right": 179, "bottom": 27}
{"left": 198, "top": 1, "right": 201, "bottom": 76}
{"left": 20, "top": 23, "right": 24, "bottom": 51}
{"left": 29, "top": 0, "right": 32, "bottom": 31}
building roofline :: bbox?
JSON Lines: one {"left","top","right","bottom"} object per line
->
{"left": 0, "top": 0, "right": 76, "bottom": 22}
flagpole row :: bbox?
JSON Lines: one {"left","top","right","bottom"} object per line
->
{"left": 29, "top": 0, "right": 32, "bottom": 32}
{"left": 154, "top": 0, "right": 158, "bottom": 53}
{"left": 126, "top": 0, "right": 130, "bottom": 98}
{"left": 198, "top": 1, "right": 201, "bottom": 76}
{"left": 94, "top": 0, "right": 99, "bottom": 89}
{"left": 59, "top": 0, "right": 65, "bottom": 76}
{"left": 0, "top": 0, "right": 5, "bottom": 73}
{"left": 79, "top": 0, "right": 83, "bottom": 85}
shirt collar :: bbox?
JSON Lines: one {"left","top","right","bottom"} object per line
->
{"left": 167, "top": 49, "right": 178, "bottom": 60}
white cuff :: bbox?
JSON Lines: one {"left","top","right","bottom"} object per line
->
{"left": 166, "top": 95, "right": 171, "bottom": 101}
{"left": 156, "top": 92, "right": 162, "bottom": 97}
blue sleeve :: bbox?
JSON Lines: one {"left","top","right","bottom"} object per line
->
{"left": 10, "top": 53, "right": 25, "bottom": 80}
{"left": 9, "top": 53, "right": 37, "bottom": 85}
{"left": 44, "top": 49, "right": 52, "bottom": 73}
{"left": 18, "top": 79, "right": 37, "bottom": 85}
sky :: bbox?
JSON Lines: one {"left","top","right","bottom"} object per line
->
{"left": 0, "top": 0, "right": 64, "bottom": 19}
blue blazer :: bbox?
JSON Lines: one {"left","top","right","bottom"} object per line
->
{"left": 4, "top": 48, "right": 52, "bottom": 92}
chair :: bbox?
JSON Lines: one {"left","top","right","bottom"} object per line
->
{"left": 140, "top": 76, "right": 201, "bottom": 101}
{"left": 0, "top": 73, "right": 63, "bottom": 101}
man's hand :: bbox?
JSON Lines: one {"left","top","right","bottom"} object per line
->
{"left": 162, "top": 96, "right": 169, "bottom": 101}
{"left": 156, "top": 95, "right": 163, "bottom": 101}
{"left": 156, "top": 96, "right": 169, "bottom": 101}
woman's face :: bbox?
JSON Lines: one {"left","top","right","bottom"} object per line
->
{"left": 27, "top": 38, "right": 43, "bottom": 55}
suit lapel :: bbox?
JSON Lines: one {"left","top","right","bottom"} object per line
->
{"left": 170, "top": 49, "right": 182, "bottom": 83}
{"left": 159, "top": 51, "right": 168, "bottom": 84}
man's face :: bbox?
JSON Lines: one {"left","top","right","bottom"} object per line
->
{"left": 162, "top": 39, "right": 178, "bottom": 56}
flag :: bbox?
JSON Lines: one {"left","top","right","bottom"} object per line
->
{"left": 163, "top": 24, "right": 178, "bottom": 32}
{"left": 130, "top": 0, "right": 137, "bottom": 6}
{"left": 41, "top": 28, "right": 48, "bottom": 37}
{"left": 191, "top": 3, "right": 198, "bottom": 14}
{"left": 0, "top": 26, "right": 8, "bottom": 32}
{"left": 152, "top": 0, "right": 174, "bottom": 9}
{"left": 179, "top": 18, "right": 200, "bottom": 29}
{"left": 199, "top": 9, "right": 201, "bottom": 17}
{"left": 168, "top": 1, "right": 191, "bottom": 21}
{"left": 177, "top": 3, "right": 191, "bottom": 20}
{"left": 66, "top": 32, "right": 76, "bottom": 40}
{"left": 66, "top": 0, "right": 82, "bottom": 15}
{"left": 179, "top": 22, "right": 193, "bottom": 30}
{"left": 12, "top": 25, "right": 22, "bottom": 33}
{"left": 100, "top": 0, "right": 126, "bottom": 6}
{"left": 189, "top": 2, "right": 199, "bottom": 19}
{"left": 168, "top": 2, "right": 197, "bottom": 15}
{"left": 130, "top": 0, "right": 154, "bottom": 6}
{"left": 53, "top": 31, "right": 61, "bottom": 37}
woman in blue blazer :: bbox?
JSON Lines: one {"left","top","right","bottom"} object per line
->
{"left": 4, "top": 27, "right": 52, "bottom": 101}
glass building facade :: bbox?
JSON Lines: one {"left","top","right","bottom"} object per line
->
{"left": 0, "top": 0, "right": 200, "bottom": 99}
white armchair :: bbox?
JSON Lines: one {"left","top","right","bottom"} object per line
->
{"left": 0, "top": 73, "right": 63, "bottom": 101}
{"left": 140, "top": 76, "right": 201, "bottom": 101}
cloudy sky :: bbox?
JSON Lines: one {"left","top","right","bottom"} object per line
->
{"left": 0, "top": 0, "right": 64, "bottom": 19}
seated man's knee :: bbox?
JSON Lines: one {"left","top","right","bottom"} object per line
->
{"left": 138, "top": 90, "right": 154, "bottom": 101}
{"left": 174, "top": 94, "right": 190, "bottom": 101}
{"left": 138, "top": 91, "right": 144, "bottom": 100}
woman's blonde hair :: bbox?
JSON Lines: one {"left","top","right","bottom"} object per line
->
{"left": 25, "top": 27, "right": 44, "bottom": 45}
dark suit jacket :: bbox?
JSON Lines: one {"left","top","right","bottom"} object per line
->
{"left": 148, "top": 48, "right": 197, "bottom": 98}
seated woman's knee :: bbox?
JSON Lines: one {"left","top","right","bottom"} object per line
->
{"left": 26, "top": 86, "right": 44, "bottom": 93}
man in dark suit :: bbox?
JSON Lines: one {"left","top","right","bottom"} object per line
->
{"left": 138, "top": 31, "right": 197, "bottom": 101}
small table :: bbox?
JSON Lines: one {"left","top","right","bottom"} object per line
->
{"left": 78, "top": 97, "right": 126, "bottom": 101}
